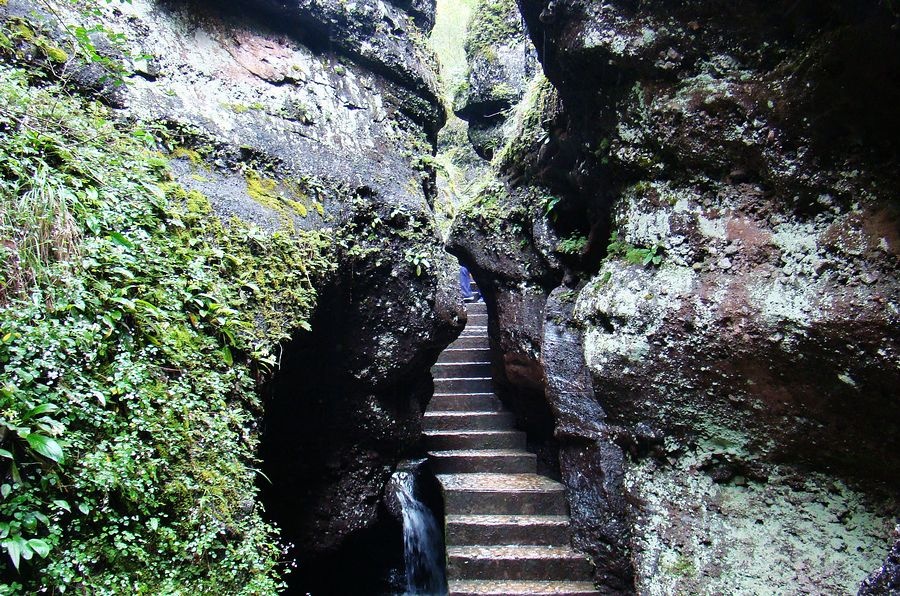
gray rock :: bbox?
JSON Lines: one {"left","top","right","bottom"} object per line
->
{"left": 466, "top": 0, "right": 900, "bottom": 591}
{"left": 859, "top": 529, "right": 900, "bottom": 595}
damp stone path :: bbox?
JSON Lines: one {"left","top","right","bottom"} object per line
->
{"left": 426, "top": 301, "right": 599, "bottom": 595}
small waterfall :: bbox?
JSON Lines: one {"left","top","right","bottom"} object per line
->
{"left": 391, "top": 461, "right": 448, "bottom": 595}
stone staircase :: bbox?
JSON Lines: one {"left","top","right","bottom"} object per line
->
{"left": 426, "top": 301, "right": 598, "bottom": 596}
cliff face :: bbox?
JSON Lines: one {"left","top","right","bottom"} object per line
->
{"left": 454, "top": 0, "right": 538, "bottom": 159}
{"left": 0, "top": 0, "right": 462, "bottom": 590}
{"left": 451, "top": 0, "right": 900, "bottom": 592}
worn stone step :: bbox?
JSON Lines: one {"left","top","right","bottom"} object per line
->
{"left": 440, "top": 348, "right": 491, "bottom": 364}
{"left": 430, "top": 450, "right": 536, "bottom": 474}
{"left": 424, "top": 411, "right": 514, "bottom": 432}
{"left": 433, "top": 362, "right": 492, "bottom": 378}
{"left": 461, "top": 327, "right": 488, "bottom": 339}
{"left": 430, "top": 393, "right": 502, "bottom": 412}
{"left": 434, "top": 377, "right": 493, "bottom": 393}
{"left": 447, "top": 545, "right": 593, "bottom": 581}
{"left": 448, "top": 580, "right": 598, "bottom": 595}
{"left": 451, "top": 336, "right": 490, "bottom": 349}
{"left": 467, "top": 313, "right": 488, "bottom": 325}
{"left": 445, "top": 514, "right": 570, "bottom": 546}
{"left": 466, "top": 302, "right": 487, "bottom": 314}
{"left": 425, "top": 431, "right": 526, "bottom": 451}
{"left": 438, "top": 474, "right": 568, "bottom": 515}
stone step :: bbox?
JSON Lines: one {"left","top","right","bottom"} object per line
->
{"left": 438, "top": 474, "right": 568, "bottom": 515}
{"left": 447, "top": 545, "right": 593, "bottom": 581}
{"left": 430, "top": 450, "right": 537, "bottom": 474}
{"left": 434, "top": 377, "right": 493, "bottom": 393}
{"left": 466, "top": 302, "right": 487, "bottom": 314}
{"left": 425, "top": 431, "right": 526, "bottom": 451}
{"left": 433, "top": 362, "right": 492, "bottom": 378}
{"left": 445, "top": 514, "right": 570, "bottom": 546}
{"left": 424, "top": 411, "right": 515, "bottom": 432}
{"left": 467, "top": 313, "right": 488, "bottom": 325}
{"left": 439, "top": 348, "right": 491, "bottom": 364}
{"left": 430, "top": 393, "right": 503, "bottom": 412}
{"left": 461, "top": 325, "right": 488, "bottom": 337}
{"left": 449, "top": 580, "right": 598, "bottom": 595}
{"left": 451, "top": 336, "right": 490, "bottom": 349}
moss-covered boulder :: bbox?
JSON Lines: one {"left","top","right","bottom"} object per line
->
{"left": 453, "top": 0, "right": 537, "bottom": 159}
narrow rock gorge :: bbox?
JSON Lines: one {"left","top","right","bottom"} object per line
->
{"left": 0, "top": 0, "right": 896, "bottom": 594}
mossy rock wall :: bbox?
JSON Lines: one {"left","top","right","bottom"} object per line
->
{"left": 0, "top": 0, "right": 465, "bottom": 591}
{"left": 451, "top": 0, "right": 900, "bottom": 592}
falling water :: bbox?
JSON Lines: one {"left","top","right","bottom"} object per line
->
{"left": 393, "top": 465, "right": 448, "bottom": 595}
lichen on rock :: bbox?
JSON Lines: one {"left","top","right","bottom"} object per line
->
{"left": 449, "top": 0, "right": 900, "bottom": 592}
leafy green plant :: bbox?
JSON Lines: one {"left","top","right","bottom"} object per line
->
{"left": 0, "top": 62, "right": 334, "bottom": 592}
{"left": 556, "top": 234, "right": 588, "bottom": 256}
{"left": 404, "top": 248, "right": 432, "bottom": 277}
{"left": 28, "top": 0, "right": 144, "bottom": 86}
{"left": 594, "top": 137, "right": 611, "bottom": 165}
{"left": 607, "top": 230, "right": 664, "bottom": 267}
{"left": 541, "top": 193, "right": 562, "bottom": 219}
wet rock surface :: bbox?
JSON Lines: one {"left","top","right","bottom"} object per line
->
{"left": 451, "top": 0, "right": 900, "bottom": 592}
{"left": 860, "top": 527, "right": 900, "bottom": 595}
{"left": 542, "top": 288, "right": 632, "bottom": 593}
{"left": 447, "top": 183, "right": 562, "bottom": 444}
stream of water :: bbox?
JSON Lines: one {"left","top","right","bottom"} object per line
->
{"left": 394, "top": 465, "right": 448, "bottom": 595}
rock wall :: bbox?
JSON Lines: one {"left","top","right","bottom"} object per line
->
{"left": 451, "top": 0, "right": 900, "bottom": 592}
{"left": 0, "top": 0, "right": 463, "bottom": 587}
{"left": 454, "top": 0, "right": 538, "bottom": 159}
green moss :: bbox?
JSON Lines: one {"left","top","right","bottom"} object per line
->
{"left": 666, "top": 555, "right": 697, "bottom": 578}
{"left": 225, "top": 102, "right": 265, "bottom": 114}
{"left": 171, "top": 146, "right": 204, "bottom": 165}
{"left": 489, "top": 81, "right": 518, "bottom": 102}
{"left": 245, "top": 170, "right": 312, "bottom": 224}
{"left": 465, "top": 0, "right": 520, "bottom": 59}
{"left": 453, "top": 177, "right": 540, "bottom": 256}
{"left": 0, "top": 62, "right": 335, "bottom": 593}
{"left": 286, "top": 199, "right": 308, "bottom": 217}
{"left": 246, "top": 170, "right": 282, "bottom": 208}
{"left": 12, "top": 20, "right": 35, "bottom": 42}
{"left": 3, "top": 18, "right": 69, "bottom": 63}
{"left": 36, "top": 38, "right": 69, "bottom": 63}
{"left": 185, "top": 189, "right": 212, "bottom": 216}
{"left": 495, "top": 74, "right": 554, "bottom": 170}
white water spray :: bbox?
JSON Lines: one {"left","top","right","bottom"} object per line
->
{"left": 394, "top": 465, "right": 447, "bottom": 595}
